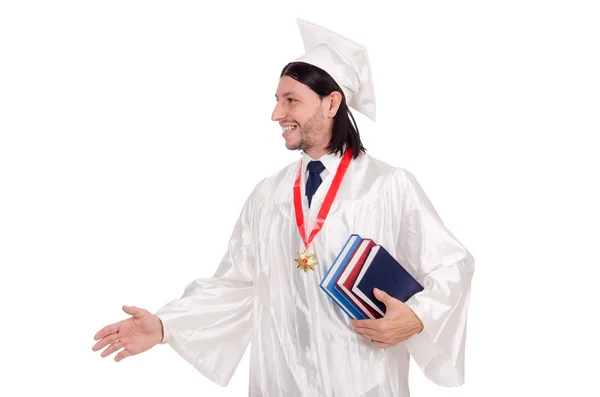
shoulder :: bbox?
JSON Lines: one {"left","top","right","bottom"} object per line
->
{"left": 356, "top": 153, "right": 398, "bottom": 173}
{"left": 355, "top": 153, "right": 417, "bottom": 185}
{"left": 356, "top": 153, "right": 432, "bottom": 205}
{"left": 246, "top": 159, "right": 299, "bottom": 203}
{"left": 264, "top": 159, "right": 300, "bottom": 185}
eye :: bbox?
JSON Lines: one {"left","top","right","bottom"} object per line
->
{"left": 287, "top": 98, "right": 297, "bottom": 103}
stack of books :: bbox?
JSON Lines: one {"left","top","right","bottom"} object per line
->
{"left": 319, "top": 234, "right": 424, "bottom": 320}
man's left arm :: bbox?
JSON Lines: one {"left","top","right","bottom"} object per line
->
{"left": 353, "top": 168, "right": 475, "bottom": 387}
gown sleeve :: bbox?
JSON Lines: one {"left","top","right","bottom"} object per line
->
{"left": 154, "top": 179, "right": 264, "bottom": 387}
{"left": 394, "top": 169, "right": 475, "bottom": 387}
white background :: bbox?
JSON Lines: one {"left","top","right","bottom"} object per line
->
{"left": 1, "top": 1, "right": 599, "bottom": 396}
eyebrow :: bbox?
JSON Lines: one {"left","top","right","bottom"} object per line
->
{"left": 275, "top": 92, "right": 299, "bottom": 99}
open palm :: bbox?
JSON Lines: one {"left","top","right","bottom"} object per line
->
{"left": 92, "top": 305, "right": 163, "bottom": 362}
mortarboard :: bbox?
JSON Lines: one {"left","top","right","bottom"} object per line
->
{"left": 292, "top": 18, "right": 376, "bottom": 122}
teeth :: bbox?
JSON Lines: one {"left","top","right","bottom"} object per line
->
{"left": 282, "top": 126, "right": 296, "bottom": 132}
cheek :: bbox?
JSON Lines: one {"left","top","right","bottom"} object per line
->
{"left": 287, "top": 110, "right": 301, "bottom": 125}
{"left": 291, "top": 107, "right": 311, "bottom": 124}
{"left": 298, "top": 116, "right": 312, "bottom": 129}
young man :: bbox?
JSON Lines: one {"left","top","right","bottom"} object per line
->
{"left": 93, "top": 19, "right": 474, "bottom": 397}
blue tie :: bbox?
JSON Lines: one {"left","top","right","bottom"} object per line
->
{"left": 306, "top": 160, "right": 325, "bottom": 208}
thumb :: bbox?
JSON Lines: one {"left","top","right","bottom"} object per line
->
{"left": 373, "top": 288, "right": 391, "bottom": 306}
{"left": 122, "top": 305, "right": 142, "bottom": 317}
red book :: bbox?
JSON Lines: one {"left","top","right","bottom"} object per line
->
{"left": 334, "top": 238, "right": 381, "bottom": 319}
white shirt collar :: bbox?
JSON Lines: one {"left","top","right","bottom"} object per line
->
{"left": 301, "top": 151, "right": 344, "bottom": 176}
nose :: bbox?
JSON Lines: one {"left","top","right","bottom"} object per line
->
{"left": 271, "top": 100, "right": 286, "bottom": 122}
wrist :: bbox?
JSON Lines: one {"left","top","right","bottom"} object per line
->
{"left": 155, "top": 314, "right": 169, "bottom": 344}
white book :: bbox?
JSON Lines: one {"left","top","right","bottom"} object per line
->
{"left": 335, "top": 238, "right": 377, "bottom": 319}
{"left": 352, "top": 245, "right": 385, "bottom": 317}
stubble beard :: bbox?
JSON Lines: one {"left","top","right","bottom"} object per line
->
{"left": 286, "top": 109, "right": 326, "bottom": 153}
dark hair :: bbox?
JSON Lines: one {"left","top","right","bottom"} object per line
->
{"left": 280, "top": 62, "right": 366, "bottom": 159}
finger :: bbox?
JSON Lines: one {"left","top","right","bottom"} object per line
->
{"left": 94, "top": 322, "right": 121, "bottom": 341}
{"left": 373, "top": 340, "right": 393, "bottom": 348}
{"left": 100, "top": 340, "right": 124, "bottom": 358}
{"left": 122, "top": 305, "right": 142, "bottom": 317}
{"left": 115, "top": 348, "right": 131, "bottom": 362}
{"left": 355, "top": 328, "right": 384, "bottom": 341}
{"left": 92, "top": 332, "right": 120, "bottom": 352}
{"left": 373, "top": 288, "right": 391, "bottom": 305}
{"left": 352, "top": 319, "right": 383, "bottom": 331}
{"left": 361, "top": 333, "right": 391, "bottom": 347}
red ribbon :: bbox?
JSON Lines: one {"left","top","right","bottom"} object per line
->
{"left": 293, "top": 148, "right": 353, "bottom": 250}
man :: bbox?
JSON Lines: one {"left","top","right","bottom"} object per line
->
{"left": 93, "top": 19, "right": 474, "bottom": 397}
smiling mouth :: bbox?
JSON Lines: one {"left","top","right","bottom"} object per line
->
{"left": 282, "top": 125, "right": 297, "bottom": 132}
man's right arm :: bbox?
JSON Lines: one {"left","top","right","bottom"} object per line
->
{"left": 153, "top": 178, "right": 265, "bottom": 386}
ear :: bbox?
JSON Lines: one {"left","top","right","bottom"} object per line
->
{"left": 325, "top": 91, "right": 343, "bottom": 118}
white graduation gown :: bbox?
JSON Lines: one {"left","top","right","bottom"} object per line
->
{"left": 156, "top": 152, "right": 475, "bottom": 397}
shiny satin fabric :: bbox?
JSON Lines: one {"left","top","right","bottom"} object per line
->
{"left": 156, "top": 153, "right": 474, "bottom": 397}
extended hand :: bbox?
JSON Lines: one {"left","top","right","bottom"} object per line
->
{"left": 92, "top": 306, "right": 164, "bottom": 361}
{"left": 352, "top": 288, "right": 424, "bottom": 348}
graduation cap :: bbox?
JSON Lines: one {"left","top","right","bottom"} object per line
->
{"left": 292, "top": 18, "right": 376, "bottom": 122}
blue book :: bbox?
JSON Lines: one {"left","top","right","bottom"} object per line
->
{"left": 319, "top": 234, "right": 367, "bottom": 320}
{"left": 352, "top": 245, "right": 424, "bottom": 316}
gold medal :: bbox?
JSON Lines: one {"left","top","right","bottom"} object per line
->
{"left": 295, "top": 250, "right": 317, "bottom": 272}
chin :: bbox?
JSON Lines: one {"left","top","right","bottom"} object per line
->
{"left": 285, "top": 139, "right": 302, "bottom": 151}
{"left": 285, "top": 142, "right": 301, "bottom": 151}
